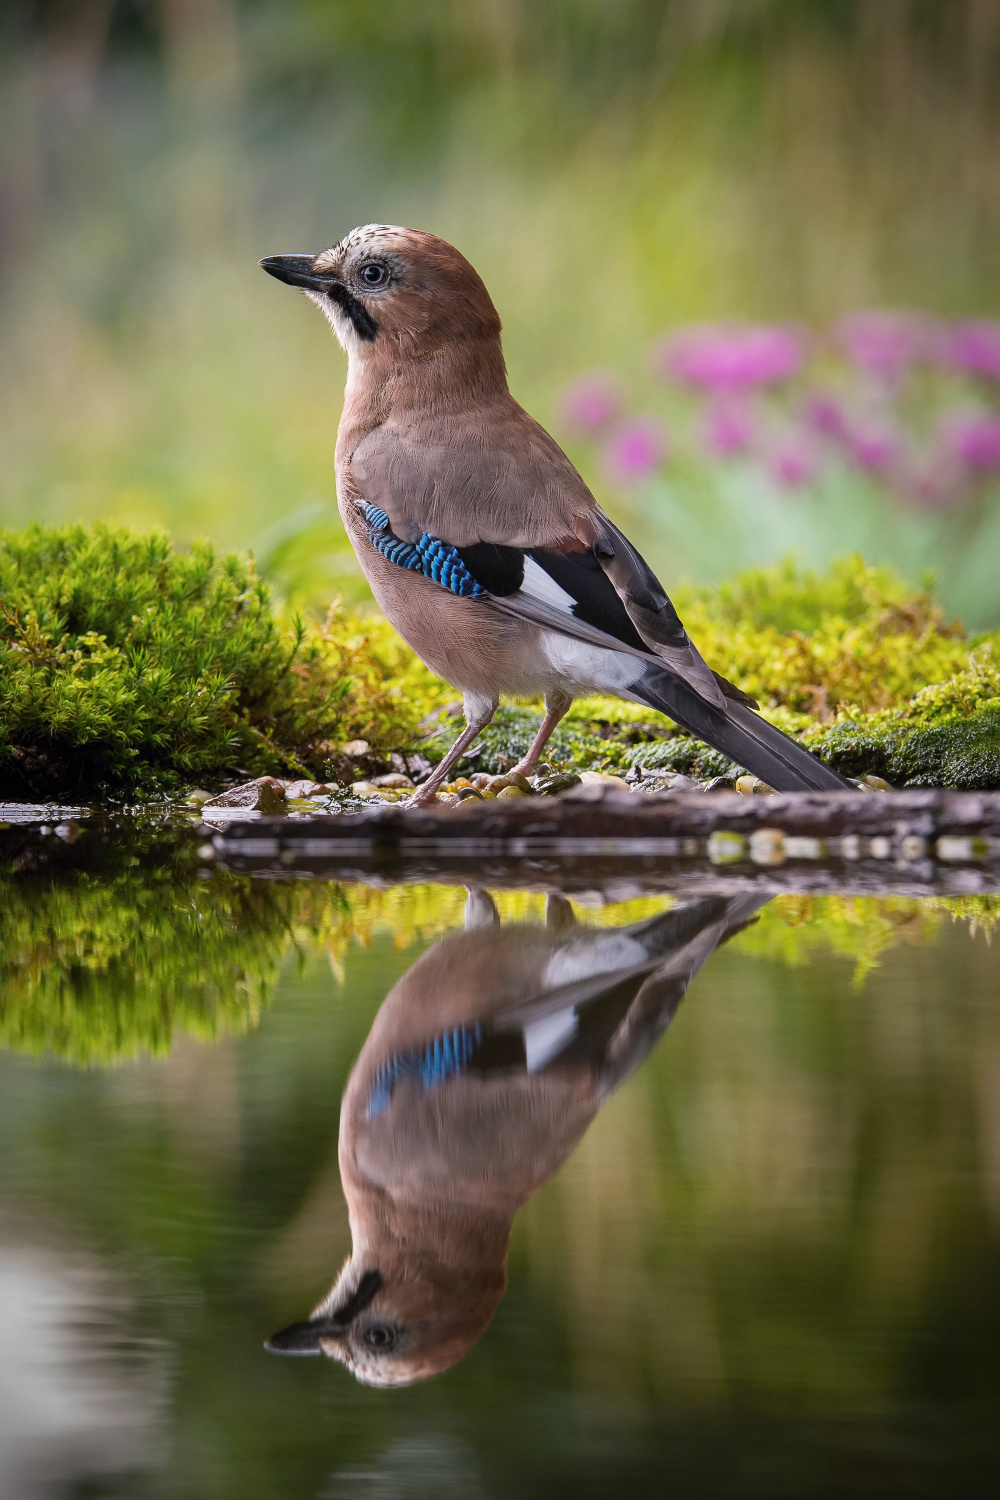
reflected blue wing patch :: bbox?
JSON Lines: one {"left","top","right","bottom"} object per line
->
{"left": 367, "top": 1024, "right": 485, "bottom": 1118}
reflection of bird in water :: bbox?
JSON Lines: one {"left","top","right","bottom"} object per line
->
{"left": 266, "top": 889, "right": 767, "bottom": 1385}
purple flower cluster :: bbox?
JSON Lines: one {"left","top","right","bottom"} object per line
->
{"left": 656, "top": 322, "right": 804, "bottom": 393}
{"left": 560, "top": 312, "right": 1000, "bottom": 505}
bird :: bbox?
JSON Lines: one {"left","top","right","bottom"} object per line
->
{"left": 264, "top": 887, "right": 769, "bottom": 1385}
{"left": 260, "top": 226, "right": 851, "bottom": 802}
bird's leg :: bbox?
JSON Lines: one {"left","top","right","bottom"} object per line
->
{"left": 545, "top": 893, "right": 577, "bottom": 932}
{"left": 465, "top": 888, "right": 500, "bottom": 929}
{"left": 408, "top": 693, "right": 497, "bottom": 806}
{"left": 512, "top": 689, "right": 573, "bottom": 777}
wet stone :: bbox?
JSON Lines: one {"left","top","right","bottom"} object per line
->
{"left": 533, "top": 771, "right": 582, "bottom": 796}
{"left": 284, "top": 779, "right": 332, "bottom": 799}
{"left": 203, "top": 777, "right": 287, "bottom": 814}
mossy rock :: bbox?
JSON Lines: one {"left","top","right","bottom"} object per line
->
{"left": 814, "top": 704, "right": 1000, "bottom": 789}
{"left": 0, "top": 524, "right": 435, "bottom": 800}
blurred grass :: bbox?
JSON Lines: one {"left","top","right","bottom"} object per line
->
{"left": 1, "top": 2, "right": 999, "bottom": 617}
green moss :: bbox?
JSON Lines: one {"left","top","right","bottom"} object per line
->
{"left": 0, "top": 524, "right": 444, "bottom": 799}
{"left": 5, "top": 534, "right": 1000, "bottom": 795}
{"left": 0, "top": 868, "right": 287, "bottom": 1064}
{"left": 804, "top": 655, "right": 1000, "bottom": 787}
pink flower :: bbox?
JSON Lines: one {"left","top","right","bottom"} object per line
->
{"left": 942, "top": 410, "right": 1000, "bottom": 472}
{"left": 842, "top": 413, "right": 902, "bottom": 473}
{"left": 803, "top": 391, "right": 847, "bottom": 440}
{"left": 655, "top": 322, "right": 805, "bottom": 393}
{"left": 946, "top": 321, "right": 1000, "bottom": 382}
{"left": 768, "top": 433, "right": 817, "bottom": 489}
{"left": 700, "top": 396, "right": 755, "bottom": 457}
{"left": 835, "top": 310, "right": 934, "bottom": 385}
{"left": 604, "top": 418, "right": 668, "bottom": 482}
{"left": 558, "top": 373, "right": 623, "bottom": 435}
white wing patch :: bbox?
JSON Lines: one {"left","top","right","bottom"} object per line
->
{"left": 523, "top": 1008, "right": 579, "bottom": 1072}
{"left": 518, "top": 557, "right": 578, "bottom": 614}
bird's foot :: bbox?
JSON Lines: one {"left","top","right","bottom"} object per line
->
{"left": 405, "top": 782, "right": 443, "bottom": 808}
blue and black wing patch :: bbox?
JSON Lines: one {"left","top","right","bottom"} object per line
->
{"left": 361, "top": 503, "right": 494, "bottom": 599}
{"left": 367, "top": 1024, "right": 485, "bottom": 1117}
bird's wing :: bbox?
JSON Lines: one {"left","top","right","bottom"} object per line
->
{"left": 479, "top": 896, "right": 768, "bottom": 1076}
{"left": 346, "top": 421, "right": 732, "bottom": 708}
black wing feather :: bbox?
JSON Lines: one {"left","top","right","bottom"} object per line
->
{"left": 455, "top": 541, "right": 524, "bottom": 596}
{"left": 527, "top": 547, "right": 650, "bottom": 652}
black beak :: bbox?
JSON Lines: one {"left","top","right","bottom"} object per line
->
{"left": 259, "top": 254, "right": 335, "bottom": 294}
{"left": 259, "top": 254, "right": 380, "bottom": 342}
{"left": 264, "top": 1317, "right": 344, "bottom": 1356}
{"left": 264, "top": 1269, "right": 384, "bottom": 1357}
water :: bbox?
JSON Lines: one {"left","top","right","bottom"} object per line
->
{"left": 1, "top": 860, "right": 999, "bottom": 1499}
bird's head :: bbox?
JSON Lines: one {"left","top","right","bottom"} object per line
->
{"left": 259, "top": 224, "right": 502, "bottom": 361}
{"left": 264, "top": 1249, "right": 504, "bottom": 1388}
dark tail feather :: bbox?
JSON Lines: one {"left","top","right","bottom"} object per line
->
{"left": 635, "top": 667, "right": 852, "bottom": 792}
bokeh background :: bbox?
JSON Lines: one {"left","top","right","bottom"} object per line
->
{"left": 2, "top": 0, "right": 999, "bottom": 620}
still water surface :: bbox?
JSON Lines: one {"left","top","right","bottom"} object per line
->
{"left": 1, "top": 873, "right": 998, "bottom": 1498}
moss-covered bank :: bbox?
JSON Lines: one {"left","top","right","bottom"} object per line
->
{"left": 0, "top": 525, "right": 446, "bottom": 799}
{"left": 2, "top": 528, "right": 999, "bottom": 796}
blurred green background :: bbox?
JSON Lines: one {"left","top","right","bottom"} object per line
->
{"left": 1, "top": 0, "right": 999, "bottom": 615}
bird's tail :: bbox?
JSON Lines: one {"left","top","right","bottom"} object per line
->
{"left": 634, "top": 667, "right": 852, "bottom": 792}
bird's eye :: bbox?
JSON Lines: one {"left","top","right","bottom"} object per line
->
{"left": 359, "top": 262, "right": 389, "bottom": 288}
{"left": 363, "top": 1323, "right": 397, "bottom": 1351}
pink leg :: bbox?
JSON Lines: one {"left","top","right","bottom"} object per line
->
{"left": 408, "top": 695, "right": 497, "bottom": 806}
{"left": 513, "top": 690, "right": 573, "bottom": 776}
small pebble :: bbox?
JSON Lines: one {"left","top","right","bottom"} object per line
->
{"left": 707, "top": 831, "right": 748, "bottom": 864}
{"left": 285, "top": 779, "right": 326, "bottom": 799}
{"left": 631, "top": 772, "right": 697, "bottom": 794}
{"left": 341, "top": 740, "right": 370, "bottom": 758}
{"left": 578, "top": 771, "right": 630, "bottom": 792}
{"left": 936, "top": 834, "right": 988, "bottom": 862}
{"left": 861, "top": 774, "right": 893, "bottom": 792}
{"left": 372, "top": 773, "right": 415, "bottom": 789}
{"left": 749, "top": 828, "right": 786, "bottom": 866}
{"left": 495, "top": 785, "right": 529, "bottom": 799}
{"left": 702, "top": 777, "right": 737, "bottom": 793}
{"left": 784, "top": 835, "right": 827, "bottom": 860}
{"left": 487, "top": 770, "right": 533, "bottom": 794}
{"left": 203, "top": 777, "right": 287, "bottom": 814}
{"left": 533, "top": 771, "right": 581, "bottom": 796}
{"left": 735, "top": 775, "right": 775, "bottom": 795}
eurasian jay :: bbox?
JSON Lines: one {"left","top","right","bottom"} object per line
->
{"left": 264, "top": 888, "right": 768, "bottom": 1384}
{"left": 261, "top": 226, "right": 850, "bottom": 801}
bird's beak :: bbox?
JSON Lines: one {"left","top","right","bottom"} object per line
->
{"left": 264, "top": 1317, "right": 344, "bottom": 1356}
{"left": 259, "top": 254, "right": 337, "bottom": 294}
{"left": 264, "top": 1269, "right": 384, "bottom": 1357}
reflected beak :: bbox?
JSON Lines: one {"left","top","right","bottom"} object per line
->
{"left": 259, "top": 254, "right": 337, "bottom": 294}
{"left": 264, "top": 1317, "right": 344, "bottom": 1356}
{"left": 264, "top": 1269, "right": 384, "bottom": 1357}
